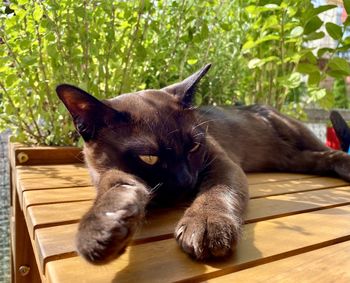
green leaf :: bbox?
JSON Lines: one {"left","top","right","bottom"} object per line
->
{"left": 337, "top": 44, "right": 350, "bottom": 52}
{"left": 262, "top": 15, "right": 278, "bottom": 31}
{"left": 312, "top": 5, "right": 337, "bottom": 16}
{"left": 304, "top": 16, "right": 323, "bottom": 35}
{"left": 296, "top": 63, "right": 319, "bottom": 74}
{"left": 307, "top": 87, "right": 327, "bottom": 103}
{"left": 290, "top": 26, "right": 304, "bottom": 38}
{"left": 264, "top": 4, "right": 280, "bottom": 9}
{"left": 327, "top": 70, "right": 348, "bottom": 79}
{"left": 328, "top": 57, "right": 350, "bottom": 75}
{"left": 288, "top": 72, "right": 302, "bottom": 88}
{"left": 33, "top": 4, "right": 43, "bottom": 21}
{"left": 317, "top": 47, "right": 334, "bottom": 57}
{"left": 318, "top": 89, "right": 334, "bottom": 109}
{"left": 343, "top": 36, "right": 350, "bottom": 45}
{"left": 21, "top": 55, "right": 37, "bottom": 65}
{"left": 47, "top": 45, "right": 58, "bottom": 58}
{"left": 344, "top": 0, "right": 350, "bottom": 15}
{"left": 308, "top": 71, "right": 321, "bottom": 85}
{"left": 6, "top": 74, "right": 18, "bottom": 87}
{"left": 325, "top": 22, "right": 343, "bottom": 40}
{"left": 344, "top": 16, "right": 350, "bottom": 27}
{"left": 242, "top": 35, "right": 279, "bottom": 50}
{"left": 301, "top": 51, "right": 317, "bottom": 64}
{"left": 248, "top": 58, "right": 262, "bottom": 69}
{"left": 260, "top": 56, "right": 279, "bottom": 64}
{"left": 242, "top": 40, "right": 255, "bottom": 50}
{"left": 220, "top": 22, "right": 231, "bottom": 31}
{"left": 305, "top": 31, "right": 325, "bottom": 41}
{"left": 74, "top": 7, "right": 85, "bottom": 18}
{"left": 187, "top": 59, "right": 198, "bottom": 65}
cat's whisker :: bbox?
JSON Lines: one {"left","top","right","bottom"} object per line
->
{"left": 167, "top": 129, "right": 180, "bottom": 137}
{"left": 203, "top": 155, "right": 218, "bottom": 171}
{"left": 149, "top": 182, "right": 163, "bottom": 198}
{"left": 192, "top": 120, "right": 211, "bottom": 130}
{"left": 192, "top": 132, "right": 205, "bottom": 138}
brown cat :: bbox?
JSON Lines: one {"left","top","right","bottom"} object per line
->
{"left": 56, "top": 64, "right": 350, "bottom": 263}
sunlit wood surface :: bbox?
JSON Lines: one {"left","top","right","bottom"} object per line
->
{"left": 10, "top": 145, "right": 350, "bottom": 283}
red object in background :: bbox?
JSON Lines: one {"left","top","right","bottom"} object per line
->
{"left": 326, "top": 127, "right": 341, "bottom": 150}
{"left": 342, "top": 6, "right": 347, "bottom": 23}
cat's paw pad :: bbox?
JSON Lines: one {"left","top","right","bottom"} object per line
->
{"left": 76, "top": 184, "right": 147, "bottom": 264}
{"left": 175, "top": 213, "right": 241, "bottom": 260}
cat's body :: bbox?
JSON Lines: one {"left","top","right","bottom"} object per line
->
{"left": 57, "top": 64, "right": 350, "bottom": 263}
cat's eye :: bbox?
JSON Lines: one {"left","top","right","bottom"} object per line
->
{"left": 139, "top": 155, "right": 159, "bottom": 165}
{"left": 189, "top": 142, "right": 201, "bottom": 153}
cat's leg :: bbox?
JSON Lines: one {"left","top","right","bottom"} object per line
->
{"left": 175, "top": 141, "right": 249, "bottom": 260}
{"left": 76, "top": 169, "right": 149, "bottom": 263}
{"left": 286, "top": 149, "right": 350, "bottom": 182}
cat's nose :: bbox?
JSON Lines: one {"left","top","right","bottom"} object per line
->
{"left": 174, "top": 168, "right": 193, "bottom": 189}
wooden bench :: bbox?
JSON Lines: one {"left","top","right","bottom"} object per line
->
{"left": 9, "top": 143, "right": 350, "bottom": 282}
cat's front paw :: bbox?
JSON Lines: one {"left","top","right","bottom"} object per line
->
{"left": 76, "top": 183, "right": 149, "bottom": 264}
{"left": 175, "top": 210, "right": 242, "bottom": 260}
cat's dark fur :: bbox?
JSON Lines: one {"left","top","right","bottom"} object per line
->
{"left": 56, "top": 64, "right": 350, "bottom": 263}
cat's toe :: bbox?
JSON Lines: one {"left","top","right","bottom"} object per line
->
{"left": 77, "top": 206, "right": 137, "bottom": 263}
{"left": 76, "top": 186, "right": 147, "bottom": 264}
{"left": 175, "top": 222, "right": 208, "bottom": 259}
{"left": 175, "top": 213, "right": 241, "bottom": 260}
{"left": 206, "top": 216, "right": 239, "bottom": 257}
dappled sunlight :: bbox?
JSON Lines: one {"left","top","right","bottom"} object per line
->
{"left": 17, "top": 164, "right": 92, "bottom": 190}
{"left": 249, "top": 176, "right": 350, "bottom": 198}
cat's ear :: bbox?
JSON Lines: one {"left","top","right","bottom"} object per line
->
{"left": 56, "top": 84, "right": 127, "bottom": 141}
{"left": 163, "top": 64, "right": 211, "bottom": 107}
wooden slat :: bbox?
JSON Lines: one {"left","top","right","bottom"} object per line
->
{"left": 246, "top": 186, "right": 350, "bottom": 222}
{"left": 26, "top": 201, "right": 93, "bottom": 239}
{"left": 18, "top": 175, "right": 91, "bottom": 191}
{"left": 33, "top": 186, "right": 350, "bottom": 274}
{"left": 33, "top": 206, "right": 185, "bottom": 271}
{"left": 208, "top": 240, "right": 350, "bottom": 282}
{"left": 22, "top": 187, "right": 95, "bottom": 208}
{"left": 249, "top": 176, "right": 349, "bottom": 198}
{"left": 16, "top": 174, "right": 91, "bottom": 209}
{"left": 247, "top": 173, "right": 315, "bottom": 185}
{"left": 35, "top": 224, "right": 79, "bottom": 271}
{"left": 12, "top": 146, "right": 83, "bottom": 166}
{"left": 17, "top": 164, "right": 88, "bottom": 180}
{"left": 16, "top": 165, "right": 91, "bottom": 209}
{"left": 45, "top": 205, "right": 350, "bottom": 283}
{"left": 13, "top": 159, "right": 350, "bottom": 283}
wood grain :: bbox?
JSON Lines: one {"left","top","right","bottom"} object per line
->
{"left": 22, "top": 187, "right": 95, "bottom": 209}
{"left": 12, "top": 155, "right": 350, "bottom": 283}
{"left": 249, "top": 176, "right": 349, "bottom": 198}
{"left": 45, "top": 205, "right": 350, "bottom": 283}
{"left": 208, "top": 240, "right": 350, "bottom": 283}
{"left": 26, "top": 201, "right": 93, "bottom": 239}
{"left": 12, "top": 146, "right": 83, "bottom": 166}
{"left": 33, "top": 187, "right": 350, "bottom": 276}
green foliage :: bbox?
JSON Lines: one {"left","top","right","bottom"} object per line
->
{"left": 0, "top": 0, "right": 248, "bottom": 145}
{"left": 240, "top": 0, "right": 349, "bottom": 114}
{"left": 1, "top": 0, "right": 350, "bottom": 145}
{"left": 333, "top": 78, "right": 349, "bottom": 109}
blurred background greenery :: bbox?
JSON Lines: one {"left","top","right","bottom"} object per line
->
{"left": 1, "top": 0, "right": 350, "bottom": 145}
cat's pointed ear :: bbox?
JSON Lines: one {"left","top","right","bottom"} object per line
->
{"left": 56, "top": 84, "right": 125, "bottom": 141}
{"left": 163, "top": 64, "right": 211, "bottom": 107}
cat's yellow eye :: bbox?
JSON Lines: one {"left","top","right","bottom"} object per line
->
{"left": 189, "top": 143, "right": 201, "bottom": 153}
{"left": 139, "top": 155, "right": 159, "bottom": 165}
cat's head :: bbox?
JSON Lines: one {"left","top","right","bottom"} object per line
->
{"left": 56, "top": 64, "right": 211, "bottom": 203}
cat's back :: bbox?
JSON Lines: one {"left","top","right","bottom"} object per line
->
{"left": 197, "top": 105, "right": 325, "bottom": 171}
{"left": 197, "top": 104, "right": 275, "bottom": 136}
